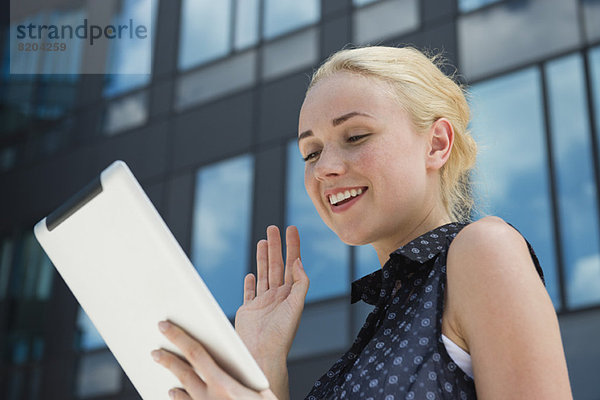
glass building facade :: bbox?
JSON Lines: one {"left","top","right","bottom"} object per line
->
{"left": 1, "top": 0, "right": 599, "bottom": 399}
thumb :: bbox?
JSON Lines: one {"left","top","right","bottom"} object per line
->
{"left": 291, "top": 258, "right": 309, "bottom": 298}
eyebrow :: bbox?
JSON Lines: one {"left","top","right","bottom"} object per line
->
{"left": 298, "top": 111, "right": 374, "bottom": 143}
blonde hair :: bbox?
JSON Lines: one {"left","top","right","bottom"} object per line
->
{"left": 307, "top": 46, "right": 478, "bottom": 222}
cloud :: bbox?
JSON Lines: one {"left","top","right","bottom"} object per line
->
{"left": 568, "top": 253, "right": 600, "bottom": 307}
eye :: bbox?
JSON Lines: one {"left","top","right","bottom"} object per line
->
{"left": 348, "top": 134, "right": 370, "bottom": 143}
{"left": 303, "top": 150, "right": 321, "bottom": 162}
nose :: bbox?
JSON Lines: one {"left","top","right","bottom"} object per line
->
{"left": 313, "top": 145, "right": 347, "bottom": 181}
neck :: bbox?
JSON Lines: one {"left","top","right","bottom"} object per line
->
{"left": 372, "top": 206, "right": 452, "bottom": 267}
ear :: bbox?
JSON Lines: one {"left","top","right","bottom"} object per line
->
{"left": 426, "top": 117, "right": 454, "bottom": 171}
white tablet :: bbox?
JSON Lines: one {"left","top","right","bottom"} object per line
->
{"left": 33, "top": 160, "right": 269, "bottom": 399}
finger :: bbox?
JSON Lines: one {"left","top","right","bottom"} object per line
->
{"left": 256, "top": 239, "right": 269, "bottom": 295}
{"left": 267, "top": 225, "right": 284, "bottom": 288}
{"left": 168, "top": 388, "right": 192, "bottom": 400}
{"left": 158, "top": 321, "right": 225, "bottom": 386}
{"left": 291, "top": 258, "right": 310, "bottom": 301}
{"left": 284, "top": 226, "right": 301, "bottom": 285}
{"left": 151, "top": 348, "right": 205, "bottom": 398}
{"left": 243, "top": 273, "right": 255, "bottom": 304}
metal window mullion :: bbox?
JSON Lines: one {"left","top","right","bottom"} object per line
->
{"left": 539, "top": 64, "right": 568, "bottom": 312}
{"left": 582, "top": 49, "right": 600, "bottom": 289}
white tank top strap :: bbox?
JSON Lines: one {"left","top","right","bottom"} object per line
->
{"left": 441, "top": 334, "right": 474, "bottom": 379}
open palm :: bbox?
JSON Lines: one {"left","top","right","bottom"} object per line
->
{"left": 234, "top": 225, "right": 309, "bottom": 369}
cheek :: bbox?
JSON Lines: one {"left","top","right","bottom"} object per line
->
{"left": 304, "top": 165, "right": 320, "bottom": 202}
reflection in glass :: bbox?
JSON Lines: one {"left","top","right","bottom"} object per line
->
{"left": 39, "top": 9, "right": 84, "bottom": 77}
{"left": 234, "top": 0, "right": 259, "bottom": 50}
{"left": 175, "top": 51, "right": 256, "bottom": 111}
{"left": 179, "top": 0, "right": 231, "bottom": 70}
{"left": 353, "top": 0, "right": 380, "bottom": 6}
{"left": 261, "top": 28, "right": 318, "bottom": 81}
{"left": 288, "top": 299, "right": 349, "bottom": 359}
{"left": 104, "top": 0, "right": 157, "bottom": 97}
{"left": 9, "top": 14, "right": 45, "bottom": 75}
{"left": 103, "top": 91, "right": 148, "bottom": 135}
{"left": 458, "top": 0, "right": 501, "bottom": 13}
{"left": 355, "top": 245, "right": 380, "bottom": 280}
{"left": 75, "top": 351, "right": 122, "bottom": 398}
{"left": 458, "top": 0, "right": 580, "bottom": 80}
{"left": 191, "top": 155, "right": 254, "bottom": 318}
{"left": 582, "top": 0, "right": 600, "bottom": 43}
{"left": 591, "top": 46, "right": 600, "bottom": 148}
{"left": 469, "top": 68, "right": 560, "bottom": 308}
{"left": 352, "top": 0, "right": 419, "bottom": 44}
{"left": 76, "top": 307, "right": 106, "bottom": 350}
{"left": 263, "top": 0, "right": 320, "bottom": 40}
{"left": 546, "top": 54, "right": 600, "bottom": 308}
{"left": 286, "top": 141, "right": 350, "bottom": 302}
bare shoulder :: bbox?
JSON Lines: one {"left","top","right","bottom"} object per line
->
{"left": 445, "top": 219, "right": 572, "bottom": 398}
{"left": 447, "top": 215, "right": 540, "bottom": 282}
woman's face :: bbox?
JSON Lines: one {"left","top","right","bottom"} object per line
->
{"left": 298, "top": 72, "right": 439, "bottom": 251}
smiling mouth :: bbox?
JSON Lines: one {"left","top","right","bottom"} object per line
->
{"left": 328, "top": 187, "right": 368, "bottom": 206}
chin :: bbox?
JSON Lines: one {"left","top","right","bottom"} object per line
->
{"left": 331, "top": 227, "right": 373, "bottom": 247}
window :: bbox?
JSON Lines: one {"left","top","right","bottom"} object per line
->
{"left": 179, "top": 0, "right": 231, "bottom": 70}
{"left": 353, "top": 0, "right": 381, "bottom": 6}
{"left": 582, "top": 0, "right": 600, "bottom": 43}
{"left": 285, "top": 140, "right": 350, "bottom": 302}
{"left": 458, "top": 0, "right": 502, "bottom": 13}
{"left": 102, "top": 90, "right": 148, "bottom": 135}
{"left": 469, "top": 67, "right": 561, "bottom": 308}
{"left": 263, "top": 0, "right": 320, "bottom": 40}
{"left": 179, "top": 0, "right": 261, "bottom": 71}
{"left": 103, "top": 0, "right": 157, "bottom": 97}
{"left": 175, "top": 50, "right": 256, "bottom": 111}
{"left": 458, "top": 0, "right": 580, "bottom": 80}
{"left": 191, "top": 154, "right": 254, "bottom": 318}
{"left": 261, "top": 27, "right": 318, "bottom": 81}
{"left": 179, "top": 0, "right": 319, "bottom": 71}
{"left": 234, "top": 0, "right": 260, "bottom": 50}
{"left": 352, "top": 0, "right": 419, "bottom": 44}
{"left": 546, "top": 54, "right": 600, "bottom": 308}
{"left": 591, "top": 46, "right": 600, "bottom": 146}
{"left": 75, "top": 351, "right": 122, "bottom": 398}
{"left": 354, "top": 245, "right": 380, "bottom": 280}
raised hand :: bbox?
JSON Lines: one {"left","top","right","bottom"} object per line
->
{"left": 234, "top": 226, "right": 309, "bottom": 396}
{"left": 152, "top": 320, "right": 279, "bottom": 399}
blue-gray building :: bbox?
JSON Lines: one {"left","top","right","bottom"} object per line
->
{"left": 1, "top": 0, "right": 599, "bottom": 399}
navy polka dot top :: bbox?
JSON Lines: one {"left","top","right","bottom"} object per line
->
{"left": 303, "top": 221, "right": 544, "bottom": 400}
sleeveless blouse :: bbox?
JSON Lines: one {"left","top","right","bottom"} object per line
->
{"left": 303, "top": 221, "right": 544, "bottom": 400}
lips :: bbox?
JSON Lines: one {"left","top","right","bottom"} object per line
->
{"left": 325, "top": 187, "right": 368, "bottom": 213}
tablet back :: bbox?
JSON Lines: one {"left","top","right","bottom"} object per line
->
{"left": 33, "top": 160, "right": 269, "bottom": 399}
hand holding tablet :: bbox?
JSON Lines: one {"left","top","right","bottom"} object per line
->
{"left": 33, "top": 161, "right": 279, "bottom": 399}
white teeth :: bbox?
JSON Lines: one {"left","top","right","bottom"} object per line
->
{"left": 329, "top": 188, "right": 365, "bottom": 205}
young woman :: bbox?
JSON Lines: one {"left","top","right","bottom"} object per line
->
{"left": 150, "top": 46, "right": 573, "bottom": 399}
